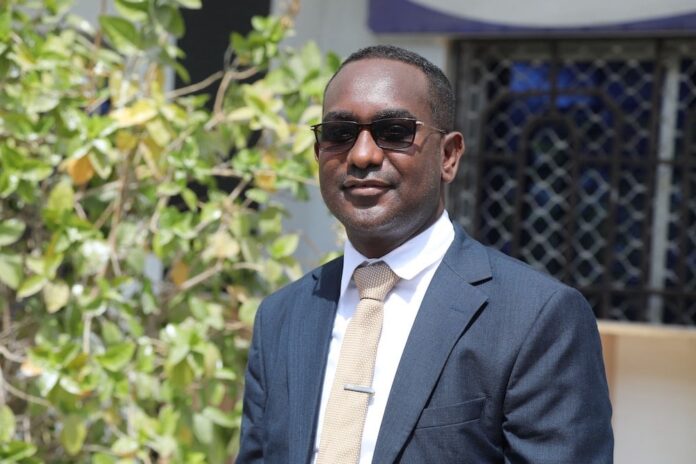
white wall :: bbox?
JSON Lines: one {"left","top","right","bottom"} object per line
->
{"left": 601, "top": 324, "right": 696, "bottom": 464}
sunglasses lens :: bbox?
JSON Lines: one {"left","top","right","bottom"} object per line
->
{"left": 315, "top": 122, "right": 358, "bottom": 152}
{"left": 312, "top": 118, "right": 418, "bottom": 154}
{"left": 372, "top": 119, "right": 417, "bottom": 149}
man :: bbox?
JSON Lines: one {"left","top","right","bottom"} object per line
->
{"left": 238, "top": 45, "right": 613, "bottom": 463}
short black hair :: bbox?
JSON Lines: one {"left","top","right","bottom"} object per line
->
{"left": 327, "top": 45, "right": 455, "bottom": 132}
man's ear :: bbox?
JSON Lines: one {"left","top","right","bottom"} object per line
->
{"left": 314, "top": 142, "right": 320, "bottom": 160}
{"left": 441, "top": 131, "right": 465, "bottom": 184}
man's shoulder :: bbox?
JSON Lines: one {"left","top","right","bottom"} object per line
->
{"left": 453, "top": 230, "right": 585, "bottom": 306}
{"left": 260, "top": 255, "right": 343, "bottom": 307}
{"left": 451, "top": 234, "right": 596, "bottom": 344}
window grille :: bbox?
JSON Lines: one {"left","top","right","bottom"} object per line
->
{"left": 451, "top": 39, "right": 696, "bottom": 325}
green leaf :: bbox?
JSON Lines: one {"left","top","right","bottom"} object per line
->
{"left": 60, "top": 415, "right": 87, "bottom": 456}
{"left": 135, "top": 344, "right": 155, "bottom": 373}
{"left": 110, "top": 99, "right": 157, "bottom": 128}
{"left": 37, "top": 370, "right": 60, "bottom": 397}
{"left": 111, "top": 436, "right": 138, "bottom": 457}
{"left": 99, "top": 16, "right": 142, "bottom": 54}
{"left": 43, "top": 280, "right": 70, "bottom": 313}
{"left": 17, "top": 275, "right": 48, "bottom": 299}
{"left": 96, "top": 341, "right": 136, "bottom": 372}
{"left": 292, "top": 127, "right": 315, "bottom": 155}
{"left": 158, "top": 405, "right": 180, "bottom": 436}
{"left": 92, "top": 453, "right": 117, "bottom": 464}
{"left": 167, "top": 343, "right": 189, "bottom": 367}
{"left": 114, "top": 0, "right": 148, "bottom": 22}
{"left": 239, "top": 297, "right": 260, "bottom": 325}
{"left": 101, "top": 319, "right": 123, "bottom": 345}
{"left": 181, "top": 187, "right": 198, "bottom": 211}
{"left": 0, "top": 254, "right": 22, "bottom": 290}
{"left": 44, "top": 180, "right": 74, "bottom": 222}
{"left": 0, "top": 219, "right": 25, "bottom": 247}
{"left": 245, "top": 188, "right": 269, "bottom": 205}
{"left": 203, "top": 231, "right": 239, "bottom": 261}
{"left": 155, "top": 5, "right": 185, "bottom": 38}
{"left": 193, "top": 413, "right": 213, "bottom": 444}
{"left": 146, "top": 118, "right": 172, "bottom": 146}
{"left": 0, "top": 405, "right": 16, "bottom": 442}
{"left": 174, "top": 0, "right": 202, "bottom": 8}
{"left": 0, "top": 441, "right": 37, "bottom": 461}
{"left": 202, "top": 406, "right": 236, "bottom": 428}
{"left": 156, "top": 182, "right": 181, "bottom": 197}
{"left": 0, "top": 171, "right": 19, "bottom": 198}
{"left": 0, "top": 9, "right": 11, "bottom": 42}
{"left": 214, "top": 368, "right": 237, "bottom": 381}
{"left": 269, "top": 234, "right": 299, "bottom": 259}
{"left": 167, "top": 359, "right": 194, "bottom": 388}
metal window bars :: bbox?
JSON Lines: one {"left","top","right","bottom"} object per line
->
{"left": 451, "top": 39, "right": 696, "bottom": 325}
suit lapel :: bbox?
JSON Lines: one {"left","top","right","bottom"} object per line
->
{"left": 287, "top": 258, "right": 342, "bottom": 464}
{"left": 372, "top": 229, "right": 492, "bottom": 464}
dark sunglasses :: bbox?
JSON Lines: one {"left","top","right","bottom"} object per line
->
{"left": 311, "top": 118, "right": 446, "bottom": 155}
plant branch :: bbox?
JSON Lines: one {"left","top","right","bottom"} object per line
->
{"left": 211, "top": 67, "right": 258, "bottom": 118}
{"left": 83, "top": 445, "right": 117, "bottom": 455}
{"left": 101, "top": 147, "right": 136, "bottom": 278}
{"left": 166, "top": 70, "right": 224, "bottom": 99}
{"left": 86, "top": 95, "right": 109, "bottom": 115}
{"left": 3, "top": 376, "right": 53, "bottom": 409}
{"left": 74, "top": 198, "right": 88, "bottom": 221}
{"left": 87, "top": 0, "right": 110, "bottom": 98}
{"left": 224, "top": 321, "right": 248, "bottom": 332}
{"left": 0, "top": 345, "right": 24, "bottom": 363}
{"left": 93, "top": 201, "right": 115, "bottom": 231}
{"left": 0, "top": 320, "right": 30, "bottom": 344}
{"left": 149, "top": 196, "right": 168, "bottom": 234}
{"left": 74, "top": 180, "right": 122, "bottom": 201}
{"left": 83, "top": 313, "right": 93, "bottom": 354}
{"left": 227, "top": 175, "right": 252, "bottom": 203}
{"left": 212, "top": 167, "right": 316, "bottom": 187}
{"left": 178, "top": 262, "right": 223, "bottom": 291}
{"left": 230, "top": 262, "right": 266, "bottom": 273}
{"left": 210, "top": 167, "right": 245, "bottom": 179}
{"left": 1, "top": 293, "right": 9, "bottom": 336}
{"left": 212, "top": 71, "right": 234, "bottom": 117}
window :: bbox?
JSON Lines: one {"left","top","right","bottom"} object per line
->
{"left": 451, "top": 39, "right": 696, "bottom": 325}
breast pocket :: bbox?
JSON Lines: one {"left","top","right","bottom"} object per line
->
{"left": 415, "top": 396, "right": 486, "bottom": 429}
{"left": 401, "top": 397, "right": 489, "bottom": 463}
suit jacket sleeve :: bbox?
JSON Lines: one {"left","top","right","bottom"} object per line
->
{"left": 238, "top": 304, "right": 267, "bottom": 463}
{"left": 502, "top": 287, "right": 613, "bottom": 463}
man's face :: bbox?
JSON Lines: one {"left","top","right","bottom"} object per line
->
{"left": 317, "top": 58, "right": 459, "bottom": 258}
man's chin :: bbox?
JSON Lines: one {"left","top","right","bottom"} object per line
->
{"left": 339, "top": 210, "right": 403, "bottom": 241}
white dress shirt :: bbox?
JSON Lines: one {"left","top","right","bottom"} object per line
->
{"left": 312, "top": 211, "right": 455, "bottom": 464}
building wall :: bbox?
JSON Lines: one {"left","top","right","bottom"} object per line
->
{"left": 602, "top": 323, "right": 696, "bottom": 463}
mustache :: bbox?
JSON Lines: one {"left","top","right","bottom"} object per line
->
{"left": 339, "top": 167, "right": 397, "bottom": 188}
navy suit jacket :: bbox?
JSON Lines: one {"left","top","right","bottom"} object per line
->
{"left": 238, "top": 226, "right": 613, "bottom": 463}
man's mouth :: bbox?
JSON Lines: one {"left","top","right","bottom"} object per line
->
{"left": 342, "top": 179, "right": 392, "bottom": 197}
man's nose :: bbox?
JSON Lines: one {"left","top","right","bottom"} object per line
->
{"left": 347, "top": 128, "right": 384, "bottom": 169}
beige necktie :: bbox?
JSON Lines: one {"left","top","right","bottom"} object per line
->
{"left": 316, "top": 262, "right": 400, "bottom": 464}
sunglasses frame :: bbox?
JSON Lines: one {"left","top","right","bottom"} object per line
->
{"left": 311, "top": 117, "right": 446, "bottom": 155}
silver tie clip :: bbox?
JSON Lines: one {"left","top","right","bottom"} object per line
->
{"left": 344, "top": 384, "right": 375, "bottom": 395}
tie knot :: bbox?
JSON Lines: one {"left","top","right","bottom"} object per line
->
{"left": 353, "top": 262, "right": 400, "bottom": 302}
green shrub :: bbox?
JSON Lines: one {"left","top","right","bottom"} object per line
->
{"left": 0, "top": 1, "right": 339, "bottom": 462}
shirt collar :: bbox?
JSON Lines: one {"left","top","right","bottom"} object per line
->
{"left": 340, "top": 211, "right": 455, "bottom": 297}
